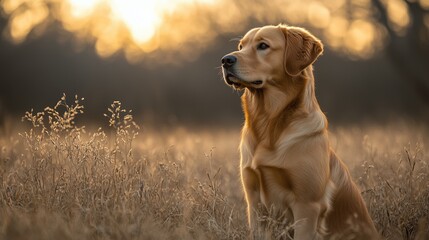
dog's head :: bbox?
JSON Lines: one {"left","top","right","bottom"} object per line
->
{"left": 221, "top": 25, "right": 323, "bottom": 90}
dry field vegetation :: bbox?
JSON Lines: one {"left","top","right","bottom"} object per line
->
{"left": 0, "top": 95, "right": 428, "bottom": 240}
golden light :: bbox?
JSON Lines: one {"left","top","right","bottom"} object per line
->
{"left": 325, "top": 16, "right": 349, "bottom": 49}
{"left": 68, "top": 0, "right": 101, "bottom": 17}
{"left": 0, "top": 0, "right": 416, "bottom": 62}
{"left": 346, "top": 20, "right": 376, "bottom": 56}
{"left": 3, "top": 0, "right": 49, "bottom": 43}
{"left": 383, "top": 0, "right": 410, "bottom": 35}
{"left": 1, "top": 0, "right": 217, "bottom": 60}
{"left": 110, "top": 1, "right": 159, "bottom": 44}
{"left": 308, "top": 2, "right": 331, "bottom": 29}
{"left": 419, "top": 0, "right": 429, "bottom": 10}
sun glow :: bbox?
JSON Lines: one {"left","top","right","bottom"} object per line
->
{"left": 68, "top": 0, "right": 102, "bottom": 17}
{"left": 1, "top": 0, "right": 216, "bottom": 61}
{"left": 0, "top": 0, "right": 419, "bottom": 62}
{"left": 66, "top": 0, "right": 214, "bottom": 44}
{"left": 65, "top": 0, "right": 216, "bottom": 58}
{"left": 110, "top": 1, "right": 160, "bottom": 44}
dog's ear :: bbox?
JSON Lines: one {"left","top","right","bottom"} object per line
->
{"left": 280, "top": 26, "right": 323, "bottom": 76}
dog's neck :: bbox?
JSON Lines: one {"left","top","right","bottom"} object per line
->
{"left": 241, "top": 67, "right": 324, "bottom": 147}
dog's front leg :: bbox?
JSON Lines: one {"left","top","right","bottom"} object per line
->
{"left": 291, "top": 202, "right": 323, "bottom": 240}
{"left": 242, "top": 167, "right": 262, "bottom": 232}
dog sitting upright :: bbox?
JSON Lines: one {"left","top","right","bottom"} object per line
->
{"left": 221, "top": 24, "right": 378, "bottom": 239}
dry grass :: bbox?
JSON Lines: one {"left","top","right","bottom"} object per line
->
{"left": 0, "top": 94, "right": 428, "bottom": 240}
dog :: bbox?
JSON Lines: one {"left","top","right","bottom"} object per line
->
{"left": 221, "top": 25, "right": 378, "bottom": 239}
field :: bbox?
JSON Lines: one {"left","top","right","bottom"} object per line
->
{"left": 0, "top": 96, "right": 428, "bottom": 240}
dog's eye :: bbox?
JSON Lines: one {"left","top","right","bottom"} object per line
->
{"left": 257, "top": 42, "right": 269, "bottom": 50}
{"left": 238, "top": 44, "right": 243, "bottom": 50}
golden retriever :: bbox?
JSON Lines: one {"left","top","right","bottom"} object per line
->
{"left": 221, "top": 24, "right": 378, "bottom": 239}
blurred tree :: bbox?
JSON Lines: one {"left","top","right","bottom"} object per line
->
{"left": 372, "top": 0, "right": 429, "bottom": 105}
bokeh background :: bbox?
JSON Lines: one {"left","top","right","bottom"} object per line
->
{"left": 0, "top": 0, "right": 428, "bottom": 127}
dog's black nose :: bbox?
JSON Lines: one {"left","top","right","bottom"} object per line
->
{"left": 221, "top": 55, "right": 237, "bottom": 68}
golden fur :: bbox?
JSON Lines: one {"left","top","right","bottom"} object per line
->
{"left": 221, "top": 25, "right": 378, "bottom": 239}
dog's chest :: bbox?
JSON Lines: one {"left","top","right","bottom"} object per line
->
{"left": 240, "top": 133, "right": 297, "bottom": 207}
{"left": 240, "top": 129, "right": 287, "bottom": 170}
{"left": 257, "top": 166, "right": 296, "bottom": 207}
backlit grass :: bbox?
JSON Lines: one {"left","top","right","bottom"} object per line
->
{"left": 0, "top": 94, "right": 428, "bottom": 239}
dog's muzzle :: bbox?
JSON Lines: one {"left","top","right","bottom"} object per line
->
{"left": 221, "top": 55, "right": 237, "bottom": 69}
{"left": 221, "top": 54, "right": 263, "bottom": 88}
